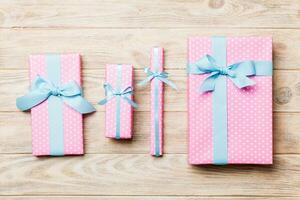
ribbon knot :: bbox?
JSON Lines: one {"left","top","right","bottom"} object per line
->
{"left": 138, "top": 67, "right": 178, "bottom": 90}
{"left": 114, "top": 92, "right": 122, "bottom": 96}
{"left": 152, "top": 71, "right": 167, "bottom": 79}
{"left": 187, "top": 54, "right": 273, "bottom": 93}
{"left": 16, "top": 75, "right": 96, "bottom": 114}
{"left": 98, "top": 83, "right": 138, "bottom": 108}
{"left": 218, "top": 67, "right": 236, "bottom": 77}
{"left": 51, "top": 87, "right": 62, "bottom": 96}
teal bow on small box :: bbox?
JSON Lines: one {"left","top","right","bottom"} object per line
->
{"left": 99, "top": 82, "right": 138, "bottom": 139}
{"left": 99, "top": 83, "right": 138, "bottom": 108}
{"left": 16, "top": 75, "right": 96, "bottom": 114}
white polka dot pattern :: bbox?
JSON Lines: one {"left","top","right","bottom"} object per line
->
{"left": 105, "top": 64, "right": 133, "bottom": 139}
{"left": 29, "top": 54, "right": 84, "bottom": 156}
{"left": 188, "top": 37, "right": 273, "bottom": 164}
{"left": 30, "top": 55, "right": 50, "bottom": 156}
{"left": 61, "top": 54, "right": 83, "bottom": 155}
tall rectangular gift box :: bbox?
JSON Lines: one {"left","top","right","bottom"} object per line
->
{"left": 150, "top": 47, "right": 164, "bottom": 156}
{"left": 104, "top": 64, "right": 134, "bottom": 139}
{"left": 29, "top": 54, "right": 85, "bottom": 156}
{"left": 138, "top": 47, "right": 177, "bottom": 156}
{"left": 187, "top": 36, "right": 273, "bottom": 165}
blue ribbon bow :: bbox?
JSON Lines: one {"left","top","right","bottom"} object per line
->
{"left": 188, "top": 54, "right": 272, "bottom": 93}
{"left": 188, "top": 37, "right": 273, "bottom": 165}
{"left": 138, "top": 68, "right": 178, "bottom": 90}
{"left": 16, "top": 75, "right": 96, "bottom": 114}
{"left": 138, "top": 66, "right": 177, "bottom": 156}
{"left": 98, "top": 83, "right": 138, "bottom": 108}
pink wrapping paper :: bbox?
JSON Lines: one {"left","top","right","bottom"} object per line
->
{"left": 150, "top": 47, "right": 164, "bottom": 156}
{"left": 188, "top": 37, "right": 273, "bottom": 164}
{"left": 105, "top": 64, "right": 133, "bottom": 139}
{"left": 29, "top": 54, "right": 83, "bottom": 156}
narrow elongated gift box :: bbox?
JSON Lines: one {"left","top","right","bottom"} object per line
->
{"left": 99, "top": 64, "right": 137, "bottom": 139}
{"left": 138, "top": 47, "right": 177, "bottom": 157}
{"left": 150, "top": 48, "right": 164, "bottom": 156}
{"left": 16, "top": 54, "right": 95, "bottom": 156}
{"left": 187, "top": 36, "right": 273, "bottom": 165}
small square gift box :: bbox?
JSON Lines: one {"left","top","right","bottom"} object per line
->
{"left": 187, "top": 36, "right": 273, "bottom": 165}
{"left": 99, "top": 64, "right": 138, "bottom": 139}
{"left": 16, "top": 54, "right": 95, "bottom": 156}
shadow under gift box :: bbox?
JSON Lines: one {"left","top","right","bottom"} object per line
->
{"left": 29, "top": 54, "right": 84, "bottom": 156}
{"left": 104, "top": 64, "right": 134, "bottom": 139}
{"left": 188, "top": 36, "right": 273, "bottom": 165}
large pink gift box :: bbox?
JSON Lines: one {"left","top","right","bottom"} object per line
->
{"left": 188, "top": 36, "right": 273, "bottom": 165}
{"left": 29, "top": 54, "right": 84, "bottom": 156}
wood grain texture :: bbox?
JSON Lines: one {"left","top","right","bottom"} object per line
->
{"left": 0, "top": 112, "right": 299, "bottom": 154}
{"left": 0, "top": 28, "right": 300, "bottom": 70}
{"left": 1, "top": 0, "right": 300, "bottom": 199}
{"left": 0, "top": 29, "right": 300, "bottom": 70}
{"left": 0, "top": 154, "right": 299, "bottom": 196}
{"left": 0, "top": 0, "right": 300, "bottom": 28}
{"left": 1, "top": 198, "right": 299, "bottom": 200}
{"left": 1, "top": 69, "right": 300, "bottom": 112}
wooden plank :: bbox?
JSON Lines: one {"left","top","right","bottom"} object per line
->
{"left": 0, "top": 111, "right": 298, "bottom": 154}
{"left": 0, "top": 154, "right": 299, "bottom": 196}
{"left": 1, "top": 69, "right": 300, "bottom": 112}
{"left": 0, "top": 0, "right": 300, "bottom": 28}
{"left": 0, "top": 196, "right": 298, "bottom": 200}
{"left": 0, "top": 29, "right": 300, "bottom": 70}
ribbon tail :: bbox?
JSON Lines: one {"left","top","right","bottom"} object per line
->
{"left": 200, "top": 73, "right": 219, "bottom": 93}
{"left": 123, "top": 96, "right": 138, "bottom": 108}
{"left": 16, "top": 91, "right": 50, "bottom": 111}
{"left": 158, "top": 77, "right": 178, "bottom": 90}
{"left": 98, "top": 98, "right": 109, "bottom": 105}
{"left": 63, "top": 96, "right": 96, "bottom": 114}
{"left": 98, "top": 95, "right": 114, "bottom": 105}
{"left": 230, "top": 75, "right": 256, "bottom": 89}
{"left": 137, "top": 76, "right": 153, "bottom": 87}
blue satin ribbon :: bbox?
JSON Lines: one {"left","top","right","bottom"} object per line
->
{"left": 17, "top": 54, "right": 95, "bottom": 156}
{"left": 188, "top": 55, "right": 273, "bottom": 93}
{"left": 98, "top": 83, "right": 138, "bottom": 108}
{"left": 138, "top": 68, "right": 178, "bottom": 90}
{"left": 16, "top": 75, "right": 96, "bottom": 114}
{"left": 47, "top": 54, "right": 64, "bottom": 155}
{"left": 99, "top": 82, "right": 138, "bottom": 139}
{"left": 138, "top": 63, "right": 177, "bottom": 156}
{"left": 187, "top": 36, "right": 272, "bottom": 164}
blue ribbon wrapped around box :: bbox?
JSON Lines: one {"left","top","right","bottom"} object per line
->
{"left": 99, "top": 64, "right": 137, "bottom": 139}
{"left": 187, "top": 36, "right": 273, "bottom": 165}
{"left": 16, "top": 54, "right": 95, "bottom": 156}
{"left": 138, "top": 47, "right": 177, "bottom": 157}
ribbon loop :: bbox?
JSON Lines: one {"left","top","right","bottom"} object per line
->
{"left": 187, "top": 55, "right": 272, "bottom": 93}
{"left": 98, "top": 83, "right": 138, "bottom": 108}
{"left": 16, "top": 75, "right": 96, "bottom": 114}
{"left": 138, "top": 67, "right": 178, "bottom": 90}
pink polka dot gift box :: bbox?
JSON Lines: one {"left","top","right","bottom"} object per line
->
{"left": 16, "top": 54, "right": 95, "bottom": 156}
{"left": 138, "top": 47, "right": 177, "bottom": 157}
{"left": 149, "top": 47, "right": 164, "bottom": 157}
{"left": 99, "top": 64, "right": 137, "bottom": 139}
{"left": 187, "top": 36, "right": 273, "bottom": 165}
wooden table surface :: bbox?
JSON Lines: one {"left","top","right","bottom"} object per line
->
{"left": 1, "top": 0, "right": 300, "bottom": 199}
